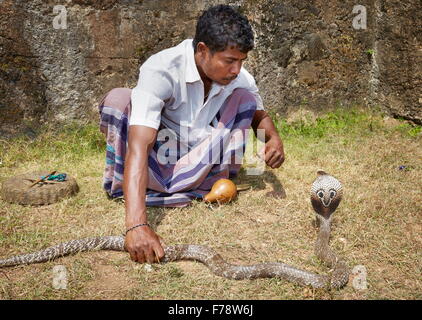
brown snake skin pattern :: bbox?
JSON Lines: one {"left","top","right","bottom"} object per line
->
{"left": 0, "top": 171, "right": 349, "bottom": 289}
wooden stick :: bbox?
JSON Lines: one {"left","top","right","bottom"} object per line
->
{"left": 236, "top": 183, "right": 252, "bottom": 192}
{"left": 28, "top": 170, "right": 56, "bottom": 189}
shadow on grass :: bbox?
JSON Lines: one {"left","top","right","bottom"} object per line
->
{"left": 147, "top": 207, "right": 168, "bottom": 230}
{"left": 234, "top": 167, "right": 287, "bottom": 199}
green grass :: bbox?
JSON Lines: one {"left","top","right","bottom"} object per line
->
{"left": 0, "top": 107, "right": 421, "bottom": 300}
{"left": 0, "top": 123, "right": 105, "bottom": 168}
{"left": 276, "top": 108, "right": 371, "bottom": 138}
{"left": 274, "top": 107, "right": 421, "bottom": 140}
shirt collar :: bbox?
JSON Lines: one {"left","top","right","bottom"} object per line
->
{"left": 185, "top": 39, "right": 201, "bottom": 83}
{"left": 212, "top": 81, "right": 226, "bottom": 92}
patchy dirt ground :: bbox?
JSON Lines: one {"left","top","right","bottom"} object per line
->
{"left": 0, "top": 110, "right": 421, "bottom": 300}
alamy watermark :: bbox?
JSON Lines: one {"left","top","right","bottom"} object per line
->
{"left": 351, "top": 265, "right": 368, "bottom": 290}
{"left": 352, "top": 5, "right": 367, "bottom": 30}
{"left": 52, "top": 265, "right": 68, "bottom": 289}
{"left": 154, "top": 127, "right": 266, "bottom": 176}
{"left": 53, "top": 5, "right": 67, "bottom": 30}
{"left": 49, "top": 4, "right": 368, "bottom": 31}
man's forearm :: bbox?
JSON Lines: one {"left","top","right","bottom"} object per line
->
{"left": 123, "top": 126, "right": 158, "bottom": 229}
{"left": 251, "top": 110, "right": 280, "bottom": 142}
{"left": 123, "top": 149, "right": 149, "bottom": 228}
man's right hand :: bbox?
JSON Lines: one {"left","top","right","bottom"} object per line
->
{"left": 123, "top": 125, "right": 163, "bottom": 264}
{"left": 124, "top": 226, "right": 165, "bottom": 264}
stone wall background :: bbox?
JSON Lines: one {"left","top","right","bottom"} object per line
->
{"left": 0, "top": 0, "right": 420, "bottom": 137}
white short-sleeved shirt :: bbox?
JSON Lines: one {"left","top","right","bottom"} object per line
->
{"left": 130, "top": 39, "right": 264, "bottom": 149}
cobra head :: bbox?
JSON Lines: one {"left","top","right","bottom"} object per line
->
{"left": 310, "top": 170, "right": 343, "bottom": 220}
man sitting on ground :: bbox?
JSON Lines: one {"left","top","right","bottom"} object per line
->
{"left": 98, "top": 5, "right": 285, "bottom": 264}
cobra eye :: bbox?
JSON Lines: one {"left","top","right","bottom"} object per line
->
{"left": 317, "top": 191, "right": 324, "bottom": 198}
{"left": 330, "top": 190, "right": 336, "bottom": 198}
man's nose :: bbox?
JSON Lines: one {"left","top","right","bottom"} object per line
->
{"left": 230, "top": 61, "right": 242, "bottom": 75}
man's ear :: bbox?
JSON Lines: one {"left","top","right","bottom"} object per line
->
{"left": 196, "top": 42, "right": 210, "bottom": 58}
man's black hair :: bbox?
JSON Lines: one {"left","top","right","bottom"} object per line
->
{"left": 193, "top": 4, "right": 254, "bottom": 54}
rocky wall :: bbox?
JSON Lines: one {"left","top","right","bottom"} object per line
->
{"left": 0, "top": 0, "right": 420, "bottom": 137}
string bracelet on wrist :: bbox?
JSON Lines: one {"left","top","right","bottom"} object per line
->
{"left": 125, "top": 223, "right": 150, "bottom": 235}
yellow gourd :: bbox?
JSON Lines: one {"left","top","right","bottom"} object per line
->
{"left": 204, "top": 179, "right": 238, "bottom": 204}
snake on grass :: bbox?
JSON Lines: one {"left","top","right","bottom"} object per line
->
{"left": 0, "top": 171, "right": 349, "bottom": 289}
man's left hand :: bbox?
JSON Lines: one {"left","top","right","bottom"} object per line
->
{"left": 260, "top": 136, "right": 285, "bottom": 169}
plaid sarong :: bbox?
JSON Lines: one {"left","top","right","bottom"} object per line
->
{"left": 98, "top": 87, "right": 257, "bottom": 207}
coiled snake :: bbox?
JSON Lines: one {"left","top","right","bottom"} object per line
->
{"left": 0, "top": 171, "right": 349, "bottom": 289}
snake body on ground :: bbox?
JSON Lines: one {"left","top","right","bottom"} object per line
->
{"left": 0, "top": 171, "right": 349, "bottom": 289}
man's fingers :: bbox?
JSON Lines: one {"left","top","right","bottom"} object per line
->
{"left": 125, "top": 240, "right": 138, "bottom": 262}
{"left": 269, "top": 154, "right": 281, "bottom": 168}
{"left": 145, "top": 251, "right": 156, "bottom": 264}
{"left": 154, "top": 251, "right": 161, "bottom": 263}
{"left": 154, "top": 244, "right": 165, "bottom": 262}
{"left": 158, "top": 236, "right": 166, "bottom": 247}
{"left": 144, "top": 245, "right": 164, "bottom": 264}
{"left": 274, "top": 155, "right": 285, "bottom": 168}
{"left": 267, "top": 153, "right": 284, "bottom": 168}
{"left": 154, "top": 237, "right": 166, "bottom": 263}
{"left": 159, "top": 239, "right": 166, "bottom": 248}
{"left": 266, "top": 154, "right": 275, "bottom": 167}
{"left": 265, "top": 149, "right": 275, "bottom": 163}
{"left": 265, "top": 149, "right": 277, "bottom": 166}
{"left": 136, "top": 250, "right": 146, "bottom": 264}
{"left": 128, "top": 250, "right": 138, "bottom": 262}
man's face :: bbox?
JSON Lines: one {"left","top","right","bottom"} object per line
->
{"left": 197, "top": 43, "right": 248, "bottom": 85}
